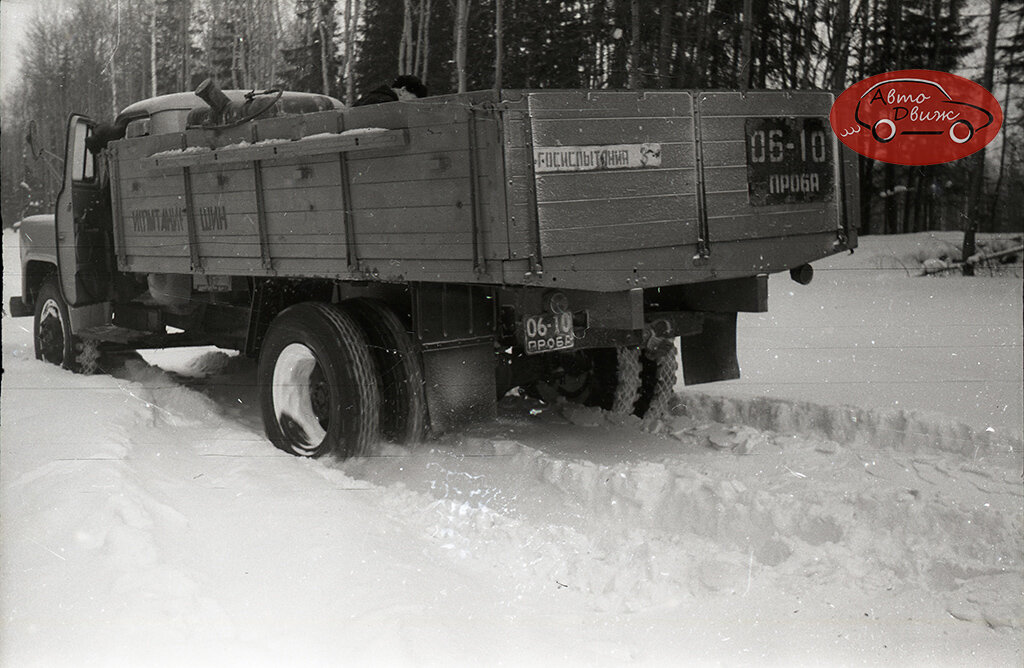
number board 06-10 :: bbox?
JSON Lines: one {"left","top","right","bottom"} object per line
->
{"left": 745, "top": 117, "right": 834, "bottom": 206}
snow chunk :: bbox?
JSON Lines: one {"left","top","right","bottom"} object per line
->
{"left": 149, "top": 145, "right": 211, "bottom": 158}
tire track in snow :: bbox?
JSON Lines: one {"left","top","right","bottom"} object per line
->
{"left": 109, "top": 351, "right": 1023, "bottom": 624}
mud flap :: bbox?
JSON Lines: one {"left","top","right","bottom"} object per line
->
{"left": 421, "top": 342, "right": 497, "bottom": 434}
{"left": 679, "top": 311, "right": 740, "bottom": 385}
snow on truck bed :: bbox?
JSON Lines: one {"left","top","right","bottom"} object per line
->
{"left": 1, "top": 229, "right": 1021, "bottom": 667}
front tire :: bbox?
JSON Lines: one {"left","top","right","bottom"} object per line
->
{"left": 258, "top": 303, "right": 380, "bottom": 459}
{"left": 33, "top": 278, "right": 80, "bottom": 372}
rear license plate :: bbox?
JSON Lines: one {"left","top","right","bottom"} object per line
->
{"left": 523, "top": 313, "right": 575, "bottom": 355}
{"left": 745, "top": 117, "right": 834, "bottom": 206}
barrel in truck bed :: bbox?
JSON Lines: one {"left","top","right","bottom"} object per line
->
{"left": 110, "top": 89, "right": 856, "bottom": 290}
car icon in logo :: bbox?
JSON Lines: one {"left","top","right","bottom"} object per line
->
{"left": 854, "top": 78, "right": 995, "bottom": 145}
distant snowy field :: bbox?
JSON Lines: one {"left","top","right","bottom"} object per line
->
{"left": 2, "top": 229, "right": 1021, "bottom": 667}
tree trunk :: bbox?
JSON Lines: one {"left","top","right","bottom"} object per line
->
{"left": 740, "top": 0, "right": 752, "bottom": 90}
{"left": 150, "top": 3, "right": 157, "bottom": 96}
{"left": 453, "top": 0, "right": 469, "bottom": 93}
{"left": 491, "top": 0, "right": 499, "bottom": 88}
{"left": 884, "top": 163, "right": 897, "bottom": 234}
{"left": 990, "top": 8, "right": 1021, "bottom": 226}
{"left": 344, "top": 0, "right": 357, "bottom": 105}
{"left": 673, "top": 0, "right": 691, "bottom": 87}
{"left": 400, "top": 0, "right": 413, "bottom": 73}
{"left": 828, "top": 0, "right": 850, "bottom": 89}
{"left": 319, "top": 19, "right": 330, "bottom": 96}
{"left": 628, "top": 0, "right": 640, "bottom": 89}
{"left": 420, "top": 0, "right": 431, "bottom": 83}
{"left": 801, "top": 0, "right": 816, "bottom": 86}
{"left": 656, "top": 0, "right": 674, "bottom": 87}
{"left": 964, "top": 0, "right": 1002, "bottom": 275}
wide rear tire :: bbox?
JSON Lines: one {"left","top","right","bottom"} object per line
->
{"left": 347, "top": 299, "right": 427, "bottom": 444}
{"left": 258, "top": 303, "right": 380, "bottom": 459}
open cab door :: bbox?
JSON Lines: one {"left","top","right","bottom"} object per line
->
{"left": 55, "top": 114, "right": 113, "bottom": 306}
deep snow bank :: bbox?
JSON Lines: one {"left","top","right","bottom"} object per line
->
{"left": 676, "top": 390, "right": 1021, "bottom": 455}
{"left": 3, "top": 228, "right": 1022, "bottom": 666}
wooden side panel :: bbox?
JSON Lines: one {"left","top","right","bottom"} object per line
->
{"left": 115, "top": 133, "right": 191, "bottom": 273}
{"left": 188, "top": 163, "right": 261, "bottom": 271}
{"left": 111, "top": 100, "right": 508, "bottom": 280}
{"left": 525, "top": 91, "right": 699, "bottom": 258}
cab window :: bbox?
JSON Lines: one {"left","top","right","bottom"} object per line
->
{"left": 70, "top": 120, "right": 94, "bottom": 182}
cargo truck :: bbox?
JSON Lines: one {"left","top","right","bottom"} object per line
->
{"left": 9, "top": 82, "right": 858, "bottom": 459}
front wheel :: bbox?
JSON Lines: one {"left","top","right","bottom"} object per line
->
{"left": 34, "top": 278, "right": 81, "bottom": 372}
{"left": 258, "top": 303, "right": 380, "bottom": 459}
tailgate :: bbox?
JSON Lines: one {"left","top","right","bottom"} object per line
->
{"left": 697, "top": 91, "right": 841, "bottom": 245}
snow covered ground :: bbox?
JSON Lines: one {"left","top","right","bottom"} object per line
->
{"left": 2, "top": 229, "right": 1021, "bottom": 667}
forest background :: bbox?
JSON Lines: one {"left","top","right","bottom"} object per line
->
{"left": 1, "top": 0, "right": 1022, "bottom": 237}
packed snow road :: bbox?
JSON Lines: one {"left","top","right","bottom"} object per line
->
{"left": 2, "top": 230, "right": 1021, "bottom": 666}
{"left": 1, "top": 346, "right": 1020, "bottom": 667}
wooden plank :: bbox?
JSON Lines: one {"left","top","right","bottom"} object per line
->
{"left": 538, "top": 194, "right": 696, "bottom": 231}
{"left": 188, "top": 164, "right": 258, "bottom": 195}
{"left": 349, "top": 178, "right": 469, "bottom": 210}
{"left": 189, "top": 191, "right": 260, "bottom": 216}
{"left": 350, "top": 205, "right": 470, "bottom": 236}
{"left": 531, "top": 117, "right": 693, "bottom": 145}
{"left": 540, "top": 219, "right": 697, "bottom": 257}
{"left": 121, "top": 237, "right": 190, "bottom": 256}
{"left": 536, "top": 168, "right": 697, "bottom": 203}
{"left": 264, "top": 211, "right": 342, "bottom": 237}
{"left": 266, "top": 232, "right": 347, "bottom": 260}
{"left": 357, "top": 234, "right": 475, "bottom": 260}
{"left": 698, "top": 91, "right": 835, "bottom": 117}
{"left": 699, "top": 141, "right": 746, "bottom": 168}
{"left": 347, "top": 151, "right": 474, "bottom": 185}
{"left": 701, "top": 116, "right": 746, "bottom": 143}
{"left": 261, "top": 185, "right": 344, "bottom": 215}
{"left": 117, "top": 169, "right": 188, "bottom": 201}
{"left": 701, "top": 165, "right": 749, "bottom": 193}
{"left": 260, "top": 156, "right": 341, "bottom": 190}
{"left": 197, "top": 232, "right": 262, "bottom": 259}
{"left": 526, "top": 91, "right": 694, "bottom": 118}
{"left": 141, "top": 129, "right": 410, "bottom": 170}
{"left": 709, "top": 211, "right": 836, "bottom": 242}
{"left": 705, "top": 190, "right": 835, "bottom": 219}
{"left": 195, "top": 256, "right": 267, "bottom": 274}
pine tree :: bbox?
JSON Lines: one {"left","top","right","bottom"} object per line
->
{"left": 279, "top": 0, "right": 341, "bottom": 96}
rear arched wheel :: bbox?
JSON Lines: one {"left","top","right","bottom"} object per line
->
{"left": 347, "top": 299, "right": 427, "bottom": 444}
{"left": 33, "top": 278, "right": 81, "bottom": 372}
{"left": 258, "top": 303, "right": 380, "bottom": 459}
